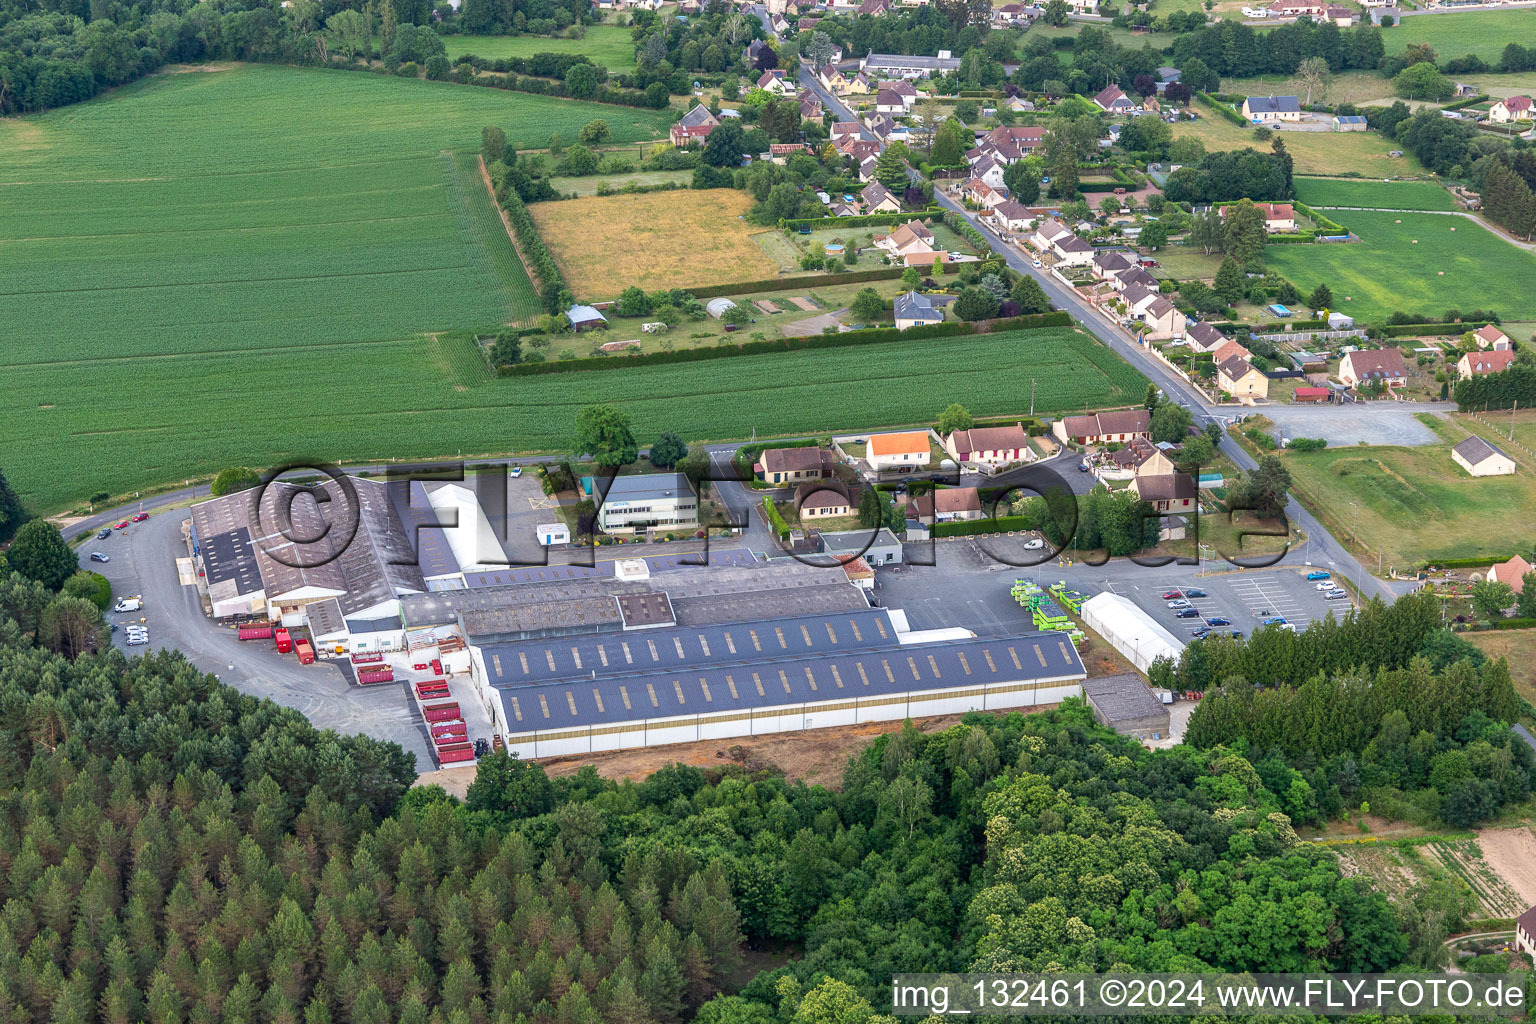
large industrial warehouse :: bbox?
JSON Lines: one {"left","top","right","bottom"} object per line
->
{"left": 470, "top": 605, "right": 1088, "bottom": 758}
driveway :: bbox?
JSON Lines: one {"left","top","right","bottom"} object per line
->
{"left": 781, "top": 310, "right": 848, "bottom": 336}
{"left": 1261, "top": 403, "right": 1451, "bottom": 446}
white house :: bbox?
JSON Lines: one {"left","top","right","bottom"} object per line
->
{"left": 1489, "top": 96, "right": 1533, "bottom": 123}
{"left": 1451, "top": 436, "right": 1516, "bottom": 477}
{"left": 894, "top": 291, "right": 944, "bottom": 330}
{"left": 1242, "top": 95, "right": 1302, "bottom": 122}
{"left": 865, "top": 431, "right": 931, "bottom": 472}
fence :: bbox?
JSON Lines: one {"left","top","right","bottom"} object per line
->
{"left": 1258, "top": 328, "right": 1366, "bottom": 343}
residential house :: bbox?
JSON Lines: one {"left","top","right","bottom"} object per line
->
{"left": 876, "top": 219, "right": 935, "bottom": 258}
{"left": 671, "top": 104, "right": 718, "bottom": 147}
{"left": 1185, "top": 320, "right": 1227, "bottom": 353}
{"left": 1065, "top": 0, "right": 1097, "bottom": 12}
{"left": 744, "top": 39, "right": 770, "bottom": 65}
{"left": 1140, "top": 295, "right": 1187, "bottom": 340}
{"left": 818, "top": 64, "right": 850, "bottom": 92}
{"left": 1134, "top": 473, "right": 1197, "bottom": 513}
{"left": 1119, "top": 284, "right": 1160, "bottom": 316}
{"left": 596, "top": 473, "right": 698, "bottom": 532}
{"left": 1006, "top": 95, "right": 1036, "bottom": 113}
{"left": 964, "top": 178, "right": 1008, "bottom": 208}
{"left": 881, "top": 78, "right": 919, "bottom": 110}
{"left": 1368, "top": 4, "right": 1400, "bottom": 22}
{"left": 1451, "top": 436, "right": 1516, "bottom": 477}
{"left": 865, "top": 431, "right": 931, "bottom": 472}
{"left": 1093, "top": 85, "right": 1135, "bottom": 114}
{"left": 1339, "top": 348, "right": 1408, "bottom": 389}
{"left": 991, "top": 1, "right": 1029, "bottom": 23}
{"left": 1100, "top": 438, "right": 1174, "bottom": 480}
{"left": 755, "top": 446, "right": 832, "bottom": 485}
{"left": 795, "top": 481, "right": 854, "bottom": 519}
{"left": 875, "top": 88, "right": 906, "bottom": 115}
{"left": 1458, "top": 350, "right": 1517, "bottom": 379}
{"left": 1324, "top": 4, "right": 1354, "bottom": 23}
{"left": 566, "top": 304, "right": 607, "bottom": 332}
{"left": 1474, "top": 324, "right": 1513, "bottom": 350}
{"left": 769, "top": 142, "right": 811, "bottom": 164}
{"left": 1489, "top": 96, "right": 1533, "bottom": 123}
{"left": 913, "top": 487, "right": 985, "bottom": 524}
{"left": 756, "top": 69, "right": 793, "bottom": 95}
{"left": 944, "top": 423, "right": 1033, "bottom": 468}
{"left": 1241, "top": 95, "right": 1302, "bottom": 122}
{"left": 859, "top": 50, "right": 962, "bottom": 79}
{"left": 1113, "top": 266, "right": 1159, "bottom": 292}
{"left": 1094, "top": 250, "right": 1135, "bottom": 279}
{"left": 1489, "top": 554, "right": 1534, "bottom": 588}
{"left": 770, "top": 12, "right": 790, "bottom": 33}
{"left": 992, "top": 200, "right": 1034, "bottom": 233}
{"left": 1032, "top": 218, "right": 1074, "bottom": 251}
{"left": 1154, "top": 66, "right": 1181, "bottom": 93}
{"left": 829, "top": 121, "right": 865, "bottom": 146}
{"left": 856, "top": 0, "right": 889, "bottom": 16}
{"left": 1332, "top": 114, "right": 1368, "bottom": 131}
{"left": 969, "top": 154, "right": 1008, "bottom": 190}
{"left": 894, "top": 290, "right": 944, "bottom": 330}
{"left": 972, "top": 125, "right": 1047, "bottom": 161}
{"left": 1218, "top": 356, "right": 1269, "bottom": 402}
{"left": 1220, "top": 200, "right": 1297, "bottom": 232}
{"left": 1209, "top": 338, "right": 1252, "bottom": 365}
{"left": 1053, "top": 233, "right": 1096, "bottom": 267}
{"left": 1517, "top": 905, "right": 1536, "bottom": 967}
{"left": 860, "top": 180, "right": 902, "bottom": 213}
{"left": 1052, "top": 409, "right": 1152, "bottom": 446}
{"left": 1264, "top": 0, "right": 1326, "bottom": 15}
{"left": 1142, "top": 96, "right": 1162, "bottom": 115}
{"left": 799, "top": 96, "right": 825, "bottom": 124}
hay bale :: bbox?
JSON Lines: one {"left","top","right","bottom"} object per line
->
{"left": 1438, "top": 271, "right": 1444, "bottom": 276}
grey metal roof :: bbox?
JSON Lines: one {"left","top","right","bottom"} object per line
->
{"left": 820, "top": 528, "right": 902, "bottom": 554}
{"left": 672, "top": 583, "right": 869, "bottom": 625}
{"left": 306, "top": 597, "right": 348, "bottom": 639}
{"left": 1452, "top": 435, "right": 1508, "bottom": 466}
{"left": 195, "top": 521, "right": 264, "bottom": 597}
{"left": 894, "top": 291, "right": 940, "bottom": 321}
{"left": 390, "top": 479, "right": 461, "bottom": 579}
{"left": 862, "top": 52, "right": 962, "bottom": 71}
{"left": 482, "top": 607, "right": 898, "bottom": 687}
{"left": 499, "top": 629, "right": 1087, "bottom": 733}
{"left": 1083, "top": 673, "right": 1168, "bottom": 724}
{"left": 599, "top": 473, "right": 694, "bottom": 504}
{"left": 1246, "top": 95, "right": 1301, "bottom": 113}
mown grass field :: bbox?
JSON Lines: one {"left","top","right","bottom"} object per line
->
{"left": 1178, "top": 106, "right": 1422, "bottom": 176}
{"left": 1282, "top": 427, "right": 1536, "bottom": 568}
{"left": 1385, "top": 9, "right": 1536, "bottom": 65}
{"left": 1294, "top": 177, "right": 1457, "bottom": 211}
{"left": 530, "top": 189, "right": 781, "bottom": 296}
{"left": 442, "top": 27, "right": 638, "bottom": 68}
{"left": 1266, "top": 210, "right": 1536, "bottom": 322}
{"left": 0, "top": 63, "right": 675, "bottom": 510}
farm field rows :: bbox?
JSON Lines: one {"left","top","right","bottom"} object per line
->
{"left": 0, "top": 64, "right": 674, "bottom": 509}
{"left": 0, "top": 327, "right": 1143, "bottom": 511}
{"left": 1265, "top": 211, "right": 1536, "bottom": 322}
{"left": 1384, "top": 9, "right": 1536, "bottom": 65}
{"left": 443, "top": 27, "right": 638, "bottom": 68}
{"left": 1294, "top": 177, "right": 1456, "bottom": 211}
{"left": 531, "top": 189, "right": 782, "bottom": 297}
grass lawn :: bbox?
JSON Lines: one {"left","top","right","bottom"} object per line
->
{"left": 0, "top": 63, "right": 674, "bottom": 511}
{"left": 531, "top": 189, "right": 780, "bottom": 297}
{"left": 1266, "top": 210, "right": 1536, "bottom": 322}
{"left": 1466, "top": 631, "right": 1536, "bottom": 705}
{"left": 1383, "top": 9, "right": 1536, "bottom": 65}
{"left": 1177, "top": 106, "right": 1422, "bottom": 176}
{"left": 1150, "top": 246, "right": 1224, "bottom": 281}
{"left": 1294, "top": 177, "right": 1457, "bottom": 211}
{"left": 443, "top": 26, "right": 638, "bottom": 68}
{"left": 547, "top": 169, "right": 693, "bottom": 195}
{"left": 1282, "top": 417, "right": 1536, "bottom": 568}
{"left": 1224, "top": 70, "right": 1401, "bottom": 108}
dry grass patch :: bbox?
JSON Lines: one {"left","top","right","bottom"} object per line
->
{"left": 530, "top": 189, "right": 780, "bottom": 298}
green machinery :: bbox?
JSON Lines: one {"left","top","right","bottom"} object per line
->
{"left": 1011, "top": 579, "right": 1086, "bottom": 645}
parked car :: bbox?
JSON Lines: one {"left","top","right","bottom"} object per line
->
{"left": 89, "top": 552, "right": 109, "bottom": 563}
{"left": 1323, "top": 590, "right": 1349, "bottom": 600}
{"left": 1031, "top": 258, "right": 1042, "bottom": 268}
{"left": 1316, "top": 582, "right": 1336, "bottom": 591}
{"left": 1023, "top": 538, "right": 1045, "bottom": 550}
{"left": 97, "top": 528, "right": 112, "bottom": 539}
{"left": 1192, "top": 627, "right": 1213, "bottom": 638}
{"left": 131, "top": 512, "right": 148, "bottom": 522}
{"left": 1305, "top": 571, "right": 1330, "bottom": 580}
{"left": 113, "top": 520, "right": 129, "bottom": 529}
{"left": 1185, "top": 588, "right": 1206, "bottom": 598}
{"left": 126, "top": 634, "right": 149, "bottom": 647}
{"left": 1262, "top": 616, "right": 1288, "bottom": 626}
{"left": 1176, "top": 608, "right": 1200, "bottom": 618}
{"left": 1167, "top": 599, "right": 1191, "bottom": 609}
{"left": 114, "top": 598, "right": 142, "bottom": 613}
{"left": 1229, "top": 630, "right": 1244, "bottom": 639}
{"left": 1205, "top": 616, "right": 1231, "bottom": 626}
{"left": 1162, "top": 590, "right": 1183, "bottom": 599}
{"left": 509, "top": 467, "right": 522, "bottom": 478}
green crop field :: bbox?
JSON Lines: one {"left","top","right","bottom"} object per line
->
{"left": 1294, "top": 177, "right": 1457, "bottom": 212}
{"left": 1265, "top": 211, "right": 1536, "bottom": 322}
{"left": 0, "top": 63, "right": 676, "bottom": 511}
{"left": 443, "top": 27, "right": 638, "bottom": 68}
{"left": 1384, "top": 9, "right": 1536, "bottom": 65}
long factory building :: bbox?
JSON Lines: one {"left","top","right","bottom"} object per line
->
{"left": 469, "top": 606, "right": 1088, "bottom": 758}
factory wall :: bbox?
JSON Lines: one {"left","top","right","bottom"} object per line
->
{"left": 499, "top": 677, "right": 1084, "bottom": 758}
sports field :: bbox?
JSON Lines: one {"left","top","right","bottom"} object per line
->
{"left": 531, "top": 190, "right": 781, "bottom": 296}
{"left": 0, "top": 63, "right": 675, "bottom": 510}
{"left": 1293, "top": 177, "right": 1456, "bottom": 212}
{"left": 1266, "top": 211, "right": 1536, "bottom": 322}
{"left": 443, "top": 27, "right": 638, "bottom": 68}
{"left": 1386, "top": 9, "right": 1536, "bottom": 65}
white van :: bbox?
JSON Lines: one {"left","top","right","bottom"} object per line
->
{"left": 114, "top": 597, "right": 142, "bottom": 613}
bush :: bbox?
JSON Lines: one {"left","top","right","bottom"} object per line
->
{"left": 1286, "top": 437, "right": 1327, "bottom": 451}
{"left": 762, "top": 496, "right": 791, "bottom": 540}
{"left": 931, "top": 515, "right": 1037, "bottom": 537}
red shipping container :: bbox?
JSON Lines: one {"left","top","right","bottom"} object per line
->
{"left": 295, "top": 639, "right": 315, "bottom": 665}
{"left": 358, "top": 668, "right": 395, "bottom": 684}
{"left": 432, "top": 725, "right": 467, "bottom": 741}
{"left": 417, "top": 687, "right": 449, "bottom": 700}
{"left": 238, "top": 625, "right": 274, "bottom": 641}
{"left": 351, "top": 652, "right": 383, "bottom": 665}
{"left": 431, "top": 659, "right": 442, "bottom": 675}
{"left": 423, "top": 701, "right": 460, "bottom": 723}
{"left": 275, "top": 628, "right": 293, "bottom": 653}
{"left": 436, "top": 744, "right": 474, "bottom": 764}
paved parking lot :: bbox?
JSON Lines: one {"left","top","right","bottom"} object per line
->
{"left": 1112, "top": 569, "right": 1351, "bottom": 640}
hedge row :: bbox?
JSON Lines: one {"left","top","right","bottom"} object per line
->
{"left": 1416, "top": 555, "right": 1512, "bottom": 569}
{"left": 932, "top": 514, "right": 1036, "bottom": 537}
{"left": 685, "top": 266, "right": 907, "bottom": 299}
{"left": 1377, "top": 321, "right": 1491, "bottom": 338}
{"left": 500, "top": 311, "right": 1072, "bottom": 377}
{"left": 1443, "top": 93, "right": 1490, "bottom": 113}
{"left": 1494, "top": 618, "right": 1536, "bottom": 631}
{"left": 1294, "top": 201, "right": 1346, "bottom": 234}
{"left": 1198, "top": 92, "right": 1248, "bottom": 127}
{"left": 500, "top": 188, "right": 566, "bottom": 314}
{"left": 943, "top": 211, "right": 993, "bottom": 254}
{"left": 762, "top": 497, "right": 791, "bottom": 541}
{"left": 778, "top": 207, "right": 941, "bottom": 230}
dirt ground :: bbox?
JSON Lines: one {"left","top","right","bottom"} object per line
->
{"left": 414, "top": 706, "right": 1062, "bottom": 791}
{"left": 1476, "top": 826, "right": 1536, "bottom": 906}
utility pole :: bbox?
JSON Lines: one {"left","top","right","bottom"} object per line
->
{"left": 1030, "top": 378, "right": 1036, "bottom": 416}
{"left": 1512, "top": 399, "right": 1518, "bottom": 442}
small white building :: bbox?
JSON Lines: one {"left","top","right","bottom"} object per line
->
{"left": 536, "top": 523, "right": 571, "bottom": 546}
{"left": 1451, "top": 436, "right": 1516, "bottom": 477}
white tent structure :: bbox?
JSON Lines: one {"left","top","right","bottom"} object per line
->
{"left": 1080, "top": 592, "right": 1184, "bottom": 674}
